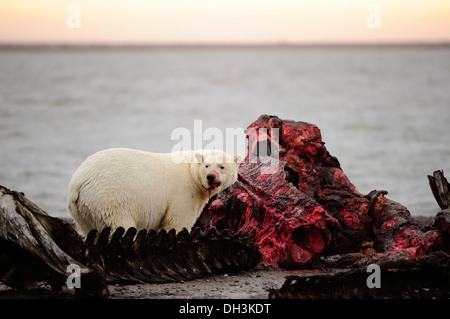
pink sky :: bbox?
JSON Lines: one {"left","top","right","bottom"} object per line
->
{"left": 1, "top": 0, "right": 449, "bottom": 44}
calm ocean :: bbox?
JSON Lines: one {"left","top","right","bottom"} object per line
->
{"left": 0, "top": 45, "right": 449, "bottom": 217}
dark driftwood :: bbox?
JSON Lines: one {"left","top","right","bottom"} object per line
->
{"left": 0, "top": 185, "right": 261, "bottom": 297}
{"left": 269, "top": 251, "right": 450, "bottom": 299}
{"left": 428, "top": 170, "right": 450, "bottom": 210}
{"left": 0, "top": 185, "right": 107, "bottom": 297}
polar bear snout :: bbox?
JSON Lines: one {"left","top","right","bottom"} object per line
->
{"left": 206, "top": 171, "right": 219, "bottom": 182}
{"left": 206, "top": 170, "right": 221, "bottom": 187}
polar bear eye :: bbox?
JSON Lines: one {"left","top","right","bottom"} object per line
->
{"left": 205, "top": 164, "right": 209, "bottom": 168}
{"left": 220, "top": 165, "right": 225, "bottom": 170}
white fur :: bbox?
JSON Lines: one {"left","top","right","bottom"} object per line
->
{"left": 67, "top": 148, "right": 240, "bottom": 236}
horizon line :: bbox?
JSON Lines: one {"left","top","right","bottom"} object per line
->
{"left": 1, "top": 40, "right": 450, "bottom": 50}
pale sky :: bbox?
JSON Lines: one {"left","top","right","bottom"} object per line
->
{"left": 1, "top": 0, "right": 449, "bottom": 44}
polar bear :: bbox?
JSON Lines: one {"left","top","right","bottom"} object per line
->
{"left": 67, "top": 148, "right": 240, "bottom": 236}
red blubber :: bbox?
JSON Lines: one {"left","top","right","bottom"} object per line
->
{"left": 195, "top": 115, "right": 449, "bottom": 269}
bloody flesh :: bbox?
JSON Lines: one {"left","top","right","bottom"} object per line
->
{"left": 195, "top": 115, "right": 448, "bottom": 268}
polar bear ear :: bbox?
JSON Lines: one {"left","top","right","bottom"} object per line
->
{"left": 233, "top": 155, "right": 242, "bottom": 164}
{"left": 195, "top": 152, "right": 204, "bottom": 163}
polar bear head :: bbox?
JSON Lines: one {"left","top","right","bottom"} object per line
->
{"left": 191, "top": 150, "right": 241, "bottom": 196}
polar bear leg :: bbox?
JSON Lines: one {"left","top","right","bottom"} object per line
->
{"left": 158, "top": 194, "right": 206, "bottom": 233}
{"left": 69, "top": 188, "right": 139, "bottom": 236}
